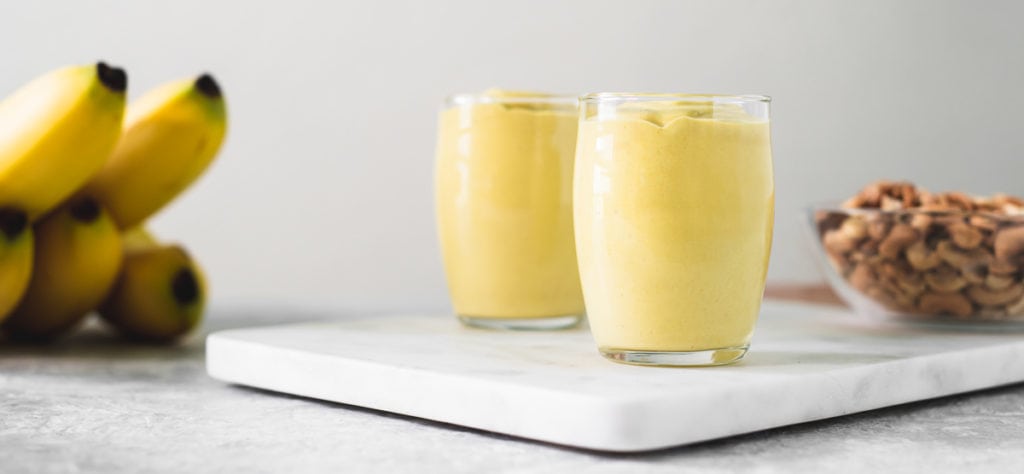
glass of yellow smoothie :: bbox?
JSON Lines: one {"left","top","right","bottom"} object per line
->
{"left": 435, "top": 90, "right": 585, "bottom": 330}
{"left": 574, "top": 93, "right": 774, "bottom": 366}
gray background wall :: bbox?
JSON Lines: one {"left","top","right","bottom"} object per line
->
{"left": 2, "top": 0, "right": 1022, "bottom": 313}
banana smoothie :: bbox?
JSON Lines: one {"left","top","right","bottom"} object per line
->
{"left": 435, "top": 90, "right": 584, "bottom": 329}
{"left": 574, "top": 94, "right": 773, "bottom": 364}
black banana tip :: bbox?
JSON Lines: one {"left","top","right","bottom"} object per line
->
{"left": 68, "top": 197, "right": 101, "bottom": 223}
{"left": 194, "top": 73, "right": 221, "bottom": 98}
{"left": 96, "top": 62, "right": 127, "bottom": 93}
{"left": 172, "top": 268, "right": 201, "bottom": 305}
{"left": 0, "top": 207, "right": 28, "bottom": 241}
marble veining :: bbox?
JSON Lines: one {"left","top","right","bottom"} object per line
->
{"left": 206, "top": 301, "right": 1024, "bottom": 452}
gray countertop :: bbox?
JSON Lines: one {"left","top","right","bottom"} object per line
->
{"left": 2, "top": 308, "right": 1023, "bottom": 473}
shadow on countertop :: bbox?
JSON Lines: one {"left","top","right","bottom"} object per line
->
{"left": 0, "top": 305, "right": 345, "bottom": 360}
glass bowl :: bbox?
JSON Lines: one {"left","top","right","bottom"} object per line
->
{"left": 807, "top": 205, "right": 1024, "bottom": 328}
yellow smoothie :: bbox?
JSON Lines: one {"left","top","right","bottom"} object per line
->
{"left": 435, "top": 90, "right": 584, "bottom": 320}
{"left": 574, "top": 97, "right": 774, "bottom": 352}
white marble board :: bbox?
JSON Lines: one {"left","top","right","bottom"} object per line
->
{"left": 205, "top": 301, "right": 1024, "bottom": 452}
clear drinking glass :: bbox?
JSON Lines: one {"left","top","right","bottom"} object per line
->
{"left": 573, "top": 93, "right": 774, "bottom": 365}
{"left": 435, "top": 90, "right": 584, "bottom": 330}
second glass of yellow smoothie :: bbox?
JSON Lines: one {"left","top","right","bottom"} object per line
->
{"left": 435, "top": 90, "right": 584, "bottom": 330}
{"left": 573, "top": 93, "right": 774, "bottom": 365}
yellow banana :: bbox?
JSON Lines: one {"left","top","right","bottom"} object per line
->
{"left": 0, "top": 62, "right": 126, "bottom": 219}
{"left": 1, "top": 197, "right": 122, "bottom": 341}
{"left": 121, "top": 225, "right": 159, "bottom": 252}
{"left": 99, "top": 233, "right": 206, "bottom": 342}
{"left": 84, "top": 74, "right": 227, "bottom": 229}
{"left": 0, "top": 209, "right": 33, "bottom": 322}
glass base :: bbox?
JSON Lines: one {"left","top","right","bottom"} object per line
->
{"left": 458, "top": 314, "right": 583, "bottom": 331}
{"left": 600, "top": 345, "right": 749, "bottom": 367}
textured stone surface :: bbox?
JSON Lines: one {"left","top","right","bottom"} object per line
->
{"left": 3, "top": 307, "right": 1024, "bottom": 473}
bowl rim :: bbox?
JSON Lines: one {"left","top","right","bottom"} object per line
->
{"left": 808, "top": 202, "right": 1024, "bottom": 220}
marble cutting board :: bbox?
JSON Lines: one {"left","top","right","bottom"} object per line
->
{"left": 206, "top": 301, "right": 1024, "bottom": 452}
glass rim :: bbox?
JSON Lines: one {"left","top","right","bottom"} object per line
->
{"left": 444, "top": 92, "right": 578, "bottom": 107}
{"left": 580, "top": 92, "right": 771, "bottom": 104}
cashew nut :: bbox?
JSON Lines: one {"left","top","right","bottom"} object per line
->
{"left": 969, "top": 215, "right": 1000, "bottom": 232}
{"left": 985, "top": 274, "right": 1014, "bottom": 290}
{"left": 924, "top": 265, "right": 968, "bottom": 293}
{"left": 839, "top": 216, "right": 867, "bottom": 241}
{"left": 989, "top": 258, "right": 1020, "bottom": 276}
{"left": 962, "top": 264, "right": 987, "bottom": 285}
{"left": 878, "top": 260, "right": 912, "bottom": 280}
{"left": 881, "top": 196, "right": 903, "bottom": 211}
{"left": 936, "top": 240, "right": 971, "bottom": 268}
{"left": 966, "top": 283, "right": 1024, "bottom": 306}
{"left": 895, "top": 273, "right": 926, "bottom": 297}
{"left": 823, "top": 228, "right": 857, "bottom": 254}
{"left": 848, "top": 263, "right": 875, "bottom": 291}
{"left": 945, "top": 192, "right": 975, "bottom": 210}
{"left": 815, "top": 210, "right": 847, "bottom": 237}
{"left": 918, "top": 292, "right": 973, "bottom": 317}
{"left": 849, "top": 252, "right": 883, "bottom": 268}
{"left": 867, "top": 218, "right": 891, "bottom": 241}
{"left": 905, "top": 241, "right": 943, "bottom": 271}
{"left": 936, "top": 241, "right": 992, "bottom": 272}
{"left": 898, "top": 182, "right": 917, "bottom": 207}
{"left": 949, "top": 222, "right": 983, "bottom": 249}
{"left": 1005, "top": 295, "right": 1024, "bottom": 316}
{"left": 878, "top": 224, "right": 919, "bottom": 259}
{"left": 909, "top": 213, "right": 932, "bottom": 230}
{"left": 994, "top": 226, "right": 1024, "bottom": 266}
{"left": 994, "top": 193, "right": 1024, "bottom": 213}
{"left": 858, "top": 238, "right": 880, "bottom": 254}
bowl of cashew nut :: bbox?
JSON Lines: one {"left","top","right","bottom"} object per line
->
{"left": 811, "top": 180, "right": 1024, "bottom": 326}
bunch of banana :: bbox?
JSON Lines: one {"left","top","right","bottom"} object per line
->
{"left": 0, "top": 62, "right": 125, "bottom": 319}
{"left": 0, "top": 62, "right": 228, "bottom": 343}
{"left": 0, "top": 209, "right": 33, "bottom": 318}
{"left": 99, "top": 227, "right": 207, "bottom": 342}
{"left": 2, "top": 197, "right": 122, "bottom": 340}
